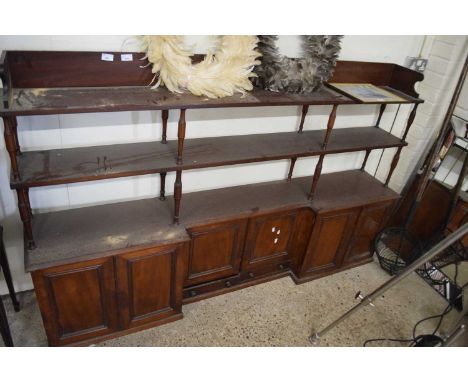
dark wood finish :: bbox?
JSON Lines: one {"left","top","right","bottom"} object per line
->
{"left": 298, "top": 105, "right": 309, "bottom": 133}
{"left": 322, "top": 105, "right": 338, "bottom": 148}
{"left": 26, "top": 171, "right": 399, "bottom": 272}
{"left": 385, "top": 146, "right": 403, "bottom": 186}
{"left": 0, "top": 51, "right": 12, "bottom": 109}
{"left": 297, "top": 207, "right": 360, "bottom": 278}
{"left": 16, "top": 188, "right": 34, "bottom": 249}
{"left": 161, "top": 109, "right": 169, "bottom": 144}
{"left": 31, "top": 256, "right": 118, "bottom": 346}
{"left": 0, "top": 288, "right": 13, "bottom": 346}
{"left": 174, "top": 170, "right": 182, "bottom": 224}
{"left": 177, "top": 109, "right": 186, "bottom": 164}
{"left": 361, "top": 149, "right": 371, "bottom": 171}
{"left": 185, "top": 219, "right": 247, "bottom": 286}
{"left": 242, "top": 210, "right": 298, "bottom": 271}
{"left": 11, "top": 126, "right": 407, "bottom": 189}
{"left": 0, "top": 226, "right": 20, "bottom": 312}
{"left": 288, "top": 157, "right": 297, "bottom": 181}
{"left": 308, "top": 154, "right": 324, "bottom": 200}
{"left": 401, "top": 103, "right": 419, "bottom": 142}
{"left": 375, "top": 104, "right": 387, "bottom": 128}
{"left": 344, "top": 201, "right": 395, "bottom": 265}
{"left": 2, "top": 116, "right": 19, "bottom": 180}
{"left": 159, "top": 172, "right": 167, "bottom": 200}
{"left": 115, "top": 242, "right": 187, "bottom": 329}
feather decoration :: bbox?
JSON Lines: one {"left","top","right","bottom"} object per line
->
{"left": 253, "top": 35, "right": 343, "bottom": 93}
{"left": 142, "top": 36, "right": 261, "bottom": 99}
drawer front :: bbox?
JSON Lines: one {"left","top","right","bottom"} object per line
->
{"left": 185, "top": 219, "right": 247, "bottom": 286}
{"left": 242, "top": 210, "right": 298, "bottom": 271}
{"left": 116, "top": 243, "right": 187, "bottom": 329}
{"left": 32, "top": 257, "right": 118, "bottom": 346}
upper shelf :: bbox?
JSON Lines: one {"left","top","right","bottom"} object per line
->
{"left": 11, "top": 126, "right": 406, "bottom": 189}
{"left": 0, "top": 51, "right": 424, "bottom": 116}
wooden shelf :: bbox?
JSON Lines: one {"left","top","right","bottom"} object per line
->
{"left": 25, "top": 169, "right": 399, "bottom": 271}
{"left": 12, "top": 126, "right": 406, "bottom": 188}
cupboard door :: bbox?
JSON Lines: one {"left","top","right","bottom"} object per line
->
{"left": 116, "top": 243, "right": 187, "bottom": 329}
{"left": 301, "top": 208, "right": 359, "bottom": 276}
{"left": 32, "top": 257, "right": 118, "bottom": 346}
{"left": 185, "top": 219, "right": 247, "bottom": 286}
{"left": 344, "top": 201, "right": 395, "bottom": 265}
{"left": 242, "top": 209, "right": 298, "bottom": 271}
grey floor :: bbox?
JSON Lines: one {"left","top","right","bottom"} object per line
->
{"left": 2, "top": 259, "right": 467, "bottom": 347}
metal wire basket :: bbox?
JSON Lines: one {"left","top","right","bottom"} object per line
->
{"left": 374, "top": 227, "right": 423, "bottom": 275}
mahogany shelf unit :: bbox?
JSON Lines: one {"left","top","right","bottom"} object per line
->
{"left": 0, "top": 50, "right": 423, "bottom": 346}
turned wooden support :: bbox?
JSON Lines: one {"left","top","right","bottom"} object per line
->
{"left": 159, "top": 172, "right": 167, "bottom": 201}
{"left": 161, "top": 109, "right": 169, "bottom": 144}
{"left": 173, "top": 170, "right": 182, "bottom": 224}
{"left": 308, "top": 155, "right": 324, "bottom": 200}
{"left": 177, "top": 109, "right": 186, "bottom": 165}
{"left": 298, "top": 105, "right": 309, "bottom": 133}
{"left": 288, "top": 157, "right": 297, "bottom": 181}
{"left": 2, "top": 116, "right": 20, "bottom": 180}
{"left": 322, "top": 105, "right": 338, "bottom": 149}
{"left": 385, "top": 146, "right": 403, "bottom": 187}
{"left": 400, "top": 103, "right": 419, "bottom": 142}
{"left": 375, "top": 104, "right": 387, "bottom": 128}
{"left": 361, "top": 149, "right": 371, "bottom": 171}
{"left": 16, "top": 188, "right": 35, "bottom": 249}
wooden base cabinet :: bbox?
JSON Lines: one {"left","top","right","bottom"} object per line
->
{"left": 32, "top": 242, "right": 188, "bottom": 346}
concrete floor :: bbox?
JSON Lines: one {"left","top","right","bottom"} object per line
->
{"left": 1, "top": 259, "right": 467, "bottom": 347}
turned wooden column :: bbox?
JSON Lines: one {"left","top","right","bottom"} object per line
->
{"left": 298, "top": 105, "right": 309, "bottom": 133}
{"left": 322, "top": 105, "right": 338, "bottom": 149}
{"left": 173, "top": 170, "right": 182, "bottom": 224}
{"left": 385, "top": 146, "right": 403, "bottom": 187}
{"left": 161, "top": 110, "right": 169, "bottom": 144}
{"left": 288, "top": 157, "right": 297, "bottom": 181}
{"left": 177, "top": 109, "right": 186, "bottom": 165}
{"left": 159, "top": 172, "right": 167, "bottom": 200}
{"left": 400, "top": 103, "right": 419, "bottom": 142}
{"left": 16, "top": 188, "right": 35, "bottom": 249}
{"left": 361, "top": 149, "right": 371, "bottom": 171}
{"left": 308, "top": 155, "right": 324, "bottom": 200}
{"left": 375, "top": 104, "right": 387, "bottom": 128}
{"left": 2, "top": 116, "right": 20, "bottom": 180}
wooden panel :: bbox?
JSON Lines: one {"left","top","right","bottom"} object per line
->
{"left": 12, "top": 127, "right": 407, "bottom": 189}
{"left": 242, "top": 210, "right": 298, "bottom": 270}
{"left": 116, "top": 243, "right": 187, "bottom": 329}
{"left": 185, "top": 219, "right": 247, "bottom": 286}
{"left": 26, "top": 170, "right": 400, "bottom": 272}
{"left": 301, "top": 208, "right": 359, "bottom": 275}
{"left": 31, "top": 257, "right": 117, "bottom": 346}
{"left": 344, "top": 201, "right": 395, "bottom": 265}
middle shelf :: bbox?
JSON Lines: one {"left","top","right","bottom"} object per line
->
{"left": 12, "top": 126, "right": 406, "bottom": 188}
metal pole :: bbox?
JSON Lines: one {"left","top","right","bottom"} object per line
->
{"left": 309, "top": 222, "right": 468, "bottom": 345}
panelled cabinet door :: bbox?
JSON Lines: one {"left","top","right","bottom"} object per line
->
{"left": 300, "top": 207, "right": 359, "bottom": 276}
{"left": 116, "top": 243, "right": 187, "bottom": 329}
{"left": 185, "top": 219, "right": 247, "bottom": 286}
{"left": 32, "top": 257, "right": 118, "bottom": 346}
{"left": 242, "top": 209, "right": 298, "bottom": 271}
{"left": 344, "top": 201, "right": 395, "bottom": 265}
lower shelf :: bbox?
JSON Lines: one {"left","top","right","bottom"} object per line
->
{"left": 26, "top": 170, "right": 398, "bottom": 271}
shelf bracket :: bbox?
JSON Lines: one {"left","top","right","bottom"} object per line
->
{"left": 16, "top": 188, "right": 35, "bottom": 249}
{"left": 2, "top": 116, "right": 20, "bottom": 180}
{"left": 322, "top": 105, "right": 338, "bottom": 149}
{"left": 375, "top": 104, "right": 387, "bottom": 128}
{"left": 173, "top": 170, "right": 182, "bottom": 224}
{"left": 308, "top": 154, "right": 324, "bottom": 200}
{"left": 161, "top": 110, "right": 169, "bottom": 144}
{"left": 177, "top": 109, "right": 186, "bottom": 165}
{"left": 159, "top": 172, "right": 167, "bottom": 200}
{"left": 400, "top": 103, "right": 419, "bottom": 142}
{"left": 298, "top": 105, "right": 309, "bottom": 133}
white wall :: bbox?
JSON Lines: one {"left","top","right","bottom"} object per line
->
{"left": 0, "top": 35, "right": 431, "bottom": 294}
